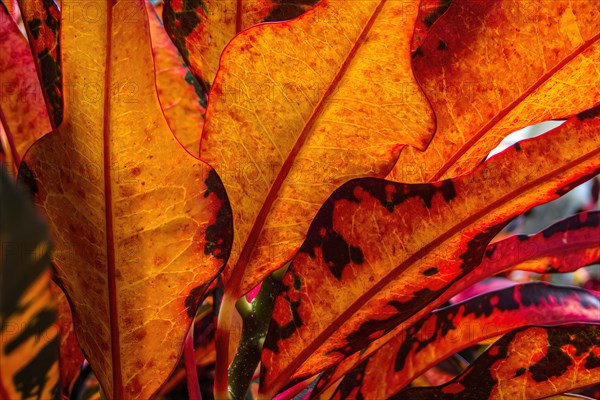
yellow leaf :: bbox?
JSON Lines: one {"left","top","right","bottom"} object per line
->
{"left": 19, "top": 0, "right": 233, "bottom": 398}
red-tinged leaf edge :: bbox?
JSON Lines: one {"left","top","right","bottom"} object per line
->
{"left": 412, "top": 0, "right": 452, "bottom": 52}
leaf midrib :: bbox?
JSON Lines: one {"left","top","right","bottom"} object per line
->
{"left": 228, "top": 0, "right": 389, "bottom": 295}
{"left": 268, "top": 145, "right": 600, "bottom": 391}
{"left": 102, "top": 3, "right": 123, "bottom": 398}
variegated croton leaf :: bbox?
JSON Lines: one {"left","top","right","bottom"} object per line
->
{"left": 260, "top": 109, "right": 600, "bottom": 396}
{"left": 200, "top": 0, "right": 435, "bottom": 299}
{"left": 331, "top": 283, "right": 600, "bottom": 399}
{"left": 0, "top": 0, "right": 51, "bottom": 170}
{"left": 16, "top": 0, "right": 62, "bottom": 128}
{"left": 312, "top": 209, "right": 600, "bottom": 396}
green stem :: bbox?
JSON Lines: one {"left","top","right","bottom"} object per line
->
{"left": 228, "top": 265, "right": 288, "bottom": 399}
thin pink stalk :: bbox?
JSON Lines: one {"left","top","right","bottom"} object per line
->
{"left": 184, "top": 328, "right": 202, "bottom": 400}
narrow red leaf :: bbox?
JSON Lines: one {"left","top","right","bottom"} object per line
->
{"left": 395, "top": 324, "right": 600, "bottom": 399}
{"left": 333, "top": 283, "right": 600, "bottom": 399}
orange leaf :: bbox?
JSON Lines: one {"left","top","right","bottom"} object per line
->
{"left": 162, "top": 0, "right": 321, "bottom": 89}
{"left": 146, "top": 1, "right": 207, "bottom": 155}
{"left": 260, "top": 110, "right": 600, "bottom": 396}
{"left": 396, "top": 324, "right": 600, "bottom": 399}
{"left": 202, "top": 0, "right": 435, "bottom": 298}
{"left": 18, "top": 1, "right": 233, "bottom": 398}
{"left": 388, "top": 0, "right": 600, "bottom": 183}
{"left": 0, "top": 3, "right": 51, "bottom": 169}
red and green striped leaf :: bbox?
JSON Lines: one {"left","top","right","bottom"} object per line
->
{"left": 332, "top": 283, "right": 600, "bottom": 399}
{"left": 16, "top": 0, "right": 62, "bottom": 128}
{"left": 162, "top": 0, "right": 320, "bottom": 90}
{"left": 0, "top": 1, "right": 51, "bottom": 170}
{"left": 395, "top": 324, "right": 600, "bottom": 399}
{"left": 0, "top": 166, "right": 60, "bottom": 399}
{"left": 388, "top": 0, "right": 600, "bottom": 183}
{"left": 18, "top": 0, "right": 233, "bottom": 397}
{"left": 260, "top": 109, "right": 600, "bottom": 396}
{"left": 312, "top": 181, "right": 600, "bottom": 397}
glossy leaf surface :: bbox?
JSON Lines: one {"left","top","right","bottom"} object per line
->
{"left": 0, "top": 167, "right": 59, "bottom": 399}
{"left": 396, "top": 324, "right": 600, "bottom": 399}
{"left": 18, "top": 0, "right": 233, "bottom": 397}
{"left": 202, "top": 0, "right": 435, "bottom": 296}
{"left": 334, "top": 283, "right": 600, "bottom": 399}
{"left": 389, "top": 0, "right": 600, "bottom": 183}
{"left": 261, "top": 110, "right": 600, "bottom": 395}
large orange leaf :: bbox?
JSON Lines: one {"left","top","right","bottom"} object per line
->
{"left": 312, "top": 208, "right": 600, "bottom": 397}
{"left": 18, "top": 0, "right": 233, "bottom": 398}
{"left": 260, "top": 110, "right": 600, "bottom": 396}
{"left": 0, "top": 166, "right": 60, "bottom": 399}
{"left": 333, "top": 283, "right": 600, "bottom": 399}
{"left": 16, "top": 0, "right": 62, "bottom": 128}
{"left": 162, "top": 0, "right": 320, "bottom": 90}
{"left": 146, "top": 1, "right": 207, "bottom": 155}
{"left": 388, "top": 0, "right": 600, "bottom": 183}
{"left": 0, "top": 2, "right": 51, "bottom": 168}
{"left": 202, "top": 0, "right": 435, "bottom": 298}
{"left": 396, "top": 324, "right": 600, "bottom": 399}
